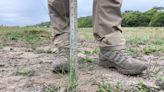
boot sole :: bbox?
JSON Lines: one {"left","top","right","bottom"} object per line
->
{"left": 99, "top": 61, "right": 147, "bottom": 75}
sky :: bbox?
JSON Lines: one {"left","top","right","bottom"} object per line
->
{"left": 0, "top": 0, "right": 164, "bottom": 26}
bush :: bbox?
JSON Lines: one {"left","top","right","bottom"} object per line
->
{"left": 122, "top": 11, "right": 144, "bottom": 27}
{"left": 78, "top": 16, "right": 92, "bottom": 28}
{"left": 149, "top": 12, "right": 164, "bottom": 27}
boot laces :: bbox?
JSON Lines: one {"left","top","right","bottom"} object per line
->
{"left": 117, "top": 50, "right": 131, "bottom": 58}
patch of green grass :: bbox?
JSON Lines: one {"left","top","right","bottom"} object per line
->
{"left": 79, "top": 28, "right": 94, "bottom": 41}
{"left": 16, "top": 68, "right": 34, "bottom": 76}
{"left": 128, "top": 45, "right": 164, "bottom": 55}
{"left": 80, "top": 57, "right": 96, "bottom": 63}
{"left": 81, "top": 48, "right": 99, "bottom": 55}
{"left": 97, "top": 82, "right": 112, "bottom": 92}
{"left": 43, "top": 85, "right": 68, "bottom": 92}
{"left": 155, "top": 75, "right": 164, "bottom": 87}
{"left": 126, "top": 37, "right": 149, "bottom": 46}
{"left": 1, "top": 27, "right": 164, "bottom": 55}
{"left": 124, "top": 27, "right": 164, "bottom": 54}
{"left": 44, "top": 84, "right": 55, "bottom": 92}
{"left": 142, "top": 45, "right": 164, "bottom": 54}
{"left": 0, "top": 27, "right": 51, "bottom": 48}
{"left": 136, "top": 80, "right": 149, "bottom": 92}
{"left": 36, "top": 48, "right": 58, "bottom": 54}
{"left": 79, "top": 27, "right": 164, "bottom": 55}
{"left": 115, "top": 81, "right": 122, "bottom": 92}
{"left": 97, "top": 81, "right": 123, "bottom": 92}
{"left": 79, "top": 48, "right": 98, "bottom": 63}
{"left": 0, "top": 45, "right": 4, "bottom": 49}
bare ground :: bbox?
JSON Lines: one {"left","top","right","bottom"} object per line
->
{"left": 0, "top": 46, "right": 164, "bottom": 92}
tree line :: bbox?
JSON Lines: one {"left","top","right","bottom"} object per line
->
{"left": 122, "top": 7, "right": 164, "bottom": 27}
{"left": 78, "top": 7, "right": 164, "bottom": 27}
{"left": 33, "top": 7, "right": 164, "bottom": 28}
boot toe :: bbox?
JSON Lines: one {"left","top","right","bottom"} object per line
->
{"left": 52, "top": 63, "right": 69, "bottom": 74}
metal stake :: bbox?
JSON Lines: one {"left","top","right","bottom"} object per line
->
{"left": 69, "top": 0, "right": 78, "bottom": 91}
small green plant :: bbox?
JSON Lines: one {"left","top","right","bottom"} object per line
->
{"left": 97, "top": 79, "right": 123, "bottom": 92}
{"left": 16, "top": 68, "right": 34, "bottom": 76}
{"left": 81, "top": 48, "right": 99, "bottom": 55}
{"left": 156, "top": 76, "right": 164, "bottom": 81}
{"left": 97, "top": 82, "right": 112, "bottom": 92}
{"left": 80, "top": 57, "right": 96, "bottom": 63}
{"left": 115, "top": 81, "right": 122, "bottom": 92}
{"left": 44, "top": 84, "right": 67, "bottom": 92}
{"left": 143, "top": 45, "right": 164, "bottom": 54}
{"left": 136, "top": 80, "right": 148, "bottom": 92}
{"left": 0, "top": 45, "right": 4, "bottom": 49}
{"left": 36, "top": 48, "right": 58, "bottom": 54}
{"left": 80, "top": 49, "right": 98, "bottom": 63}
{"left": 90, "top": 48, "right": 99, "bottom": 54}
{"left": 145, "top": 61, "right": 162, "bottom": 79}
{"left": 44, "top": 84, "right": 55, "bottom": 92}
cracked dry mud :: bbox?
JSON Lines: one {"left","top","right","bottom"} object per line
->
{"left": 0, "top": 47, "right": 164, "bottom": 92}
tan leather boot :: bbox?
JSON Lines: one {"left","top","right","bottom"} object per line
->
{"left": 52, "top": 47, "right": 70, "bottom": 73}
{"left": 99, "top": 47, "right": 147, "bottom": 75}
{"left": 36, "top": 33, "right": 69, "bottom": 53}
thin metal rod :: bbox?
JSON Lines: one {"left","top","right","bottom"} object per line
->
{"left": 69, "top": 0, "right": 78, "bottom": 91}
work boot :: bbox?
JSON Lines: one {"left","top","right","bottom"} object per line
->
{"left": 99, "top": 47, "right": 147, "bottom": 75}
{"left": 36, "top": 33, "right": 69, "bottom": 53}
{"left": 52, "top": 47, "right": 70, "bottom": 74}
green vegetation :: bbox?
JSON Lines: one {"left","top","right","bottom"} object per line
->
{"left": 0, "top": 26, "right": 163, "bottom": 92}
{"left": 36, "top": 48, "right": 58, "bottom": 54}
{"left": 122, "top": 8, "right": 154, "bottom": 27}
{"left": 32, "top": 21, "right": 51, "bottom": 27}
{"left": 80, "top": 48, "right": 99, "bottom": 55}
{"left": 0, "top": 27, "right": 164, "bottom": 55}
{"left": 79, "top": 7, "right": 164, "bottom": 27}
{"left": 123, "top": 27, "right": 164, "bottom": 55}
{"left": 0, "top": 45, "right": 4, "bottom": 49}
{"left": 79, "top": 27, "right": 164, "bottom": 55}
{"left": 78, "top": 16, "right": 92, "bottom": 28}
{"left": 44, "top": 84, "right": 56, "bottom": 92}
{"left": 0, "top": 27, "right": 51, "bottom": 49}
{"left": 136, "top": 80, "right": 149, "bottom": 92}
{"left": 16, "top": 68, "right": 34, "bottom": 76}
{"left": 79, "top": 28, "right": 94, "bottom": 41}
{"left": 80, "top": 57, "right": 96, "bottom": 63}
{"left": 122, "top": 7, "right": 164, "bottom": 27}
{"left": 97, "top": 81, "right": 123, "bottom": 92}
{"left": 149, "top": 12, "right": 164, "bottom": 26}
{"left": 97, "top": 82, "right": 112, "bottom": 92}
{"left": 156, "top": 76, "right": 164, "bottom": 81}
{"left": 79, "top": 48, "right": 98, "bottom": 63}
{"left": 43, "top": 84, "right": 66, "bottom": 92}
{"left": 97, "top": 80, "right": 150, "bottom": 92}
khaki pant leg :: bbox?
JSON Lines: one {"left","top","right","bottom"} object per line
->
{"left": 48, "top": 0, "right": 70, "bottom": 47}
{"left": 93, "top": 0, "right": 126, "bottom": 50}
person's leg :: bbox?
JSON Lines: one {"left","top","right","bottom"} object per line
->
{"left": 48, "top": 0, "right": 70, "bottom": 47}
{"left": 48, "top": 0, "right": 70, "bottom": 73}
{"left": 93, "top": 0, "right": 147, "bottom": 75}
{"left": 93, "top": 0, "right": 125, "bottom": 49}
{"left": 37, "top": 0, "right": 70, "bottom": 53}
